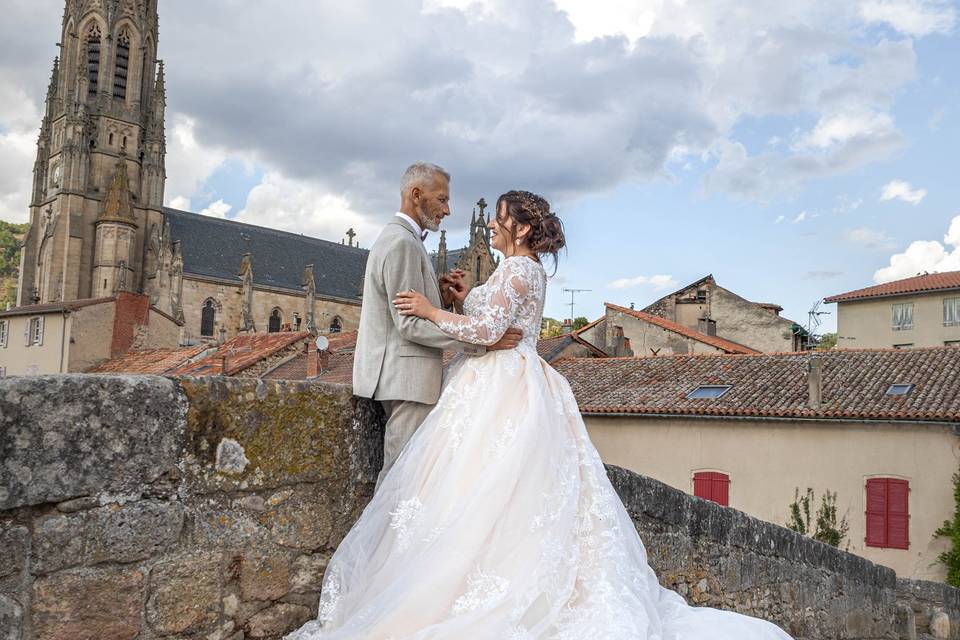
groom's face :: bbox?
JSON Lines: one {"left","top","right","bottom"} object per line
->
{"left": 414, "top": 176, "right": 451, "bottom": 233}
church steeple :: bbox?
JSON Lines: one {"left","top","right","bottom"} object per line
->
{"left": 17, "top": 0, "right": 165, "bottom": 305}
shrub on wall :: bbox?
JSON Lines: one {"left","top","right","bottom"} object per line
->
{"left": 934, "top": 469, "right": 960, "bottom": 587}
{"left": 787, "top": 487, "right": 850, "bottom": 549}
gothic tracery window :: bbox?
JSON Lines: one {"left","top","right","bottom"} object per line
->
{"left": 114, "top": 30, "right": 130, "bottom": 100}
{"left": 85, "top": 24, "right": 102, "bottom": 98}
{"left": 201, "top": 299, "right": 215, "bottom": 337}
{"left": 269, "top": 308, "right": 282, "bottom": 333}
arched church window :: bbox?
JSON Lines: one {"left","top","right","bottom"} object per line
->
{"left": 114, "top": 30, "right": 130, "bottom": 100}
{"left": 85, "top": 24, "right": 102, "bottom": 98}
{"left": 269, "top": 308, "right": 282, "bottom": 333}
{"left": 200, "top": 299, "right": 215, "bottom": 337}
{"left": 329, "top": 316, "right": 342, "bottom": 333}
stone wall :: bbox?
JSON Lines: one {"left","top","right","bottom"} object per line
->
{"left": 1, "top": 375, "right": 958, "bottom": 640}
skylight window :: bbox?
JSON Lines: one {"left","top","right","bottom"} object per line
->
{"left": 885, "top": 384, "right": 913, "bottom": 396}
{"left": 687, "top": 385, "right": 732, "bottom": 399}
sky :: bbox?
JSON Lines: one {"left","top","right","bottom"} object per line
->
{"left": 1, "top": 0, "right": 959, "bottom": 332}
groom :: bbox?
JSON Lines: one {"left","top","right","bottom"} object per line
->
{"left": 353, "top": 162, "right": 522, "bottom": 486}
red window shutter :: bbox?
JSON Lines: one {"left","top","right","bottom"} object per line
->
{"left": 887, "top": 479, "right": 910, "bottom": 550}
{"left": 693, "top": 472, "right": 729, "bottom": 507}
{"left": 865, "top": 478, "right": 887, "bottom": 547}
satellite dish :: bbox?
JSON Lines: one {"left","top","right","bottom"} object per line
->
{"left": 315, "top": 335, "right": 329, "bottom": 351}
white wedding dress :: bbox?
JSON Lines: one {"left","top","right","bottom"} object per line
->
{"left": 287, "top": 256, "right": 793, "bottom": 640}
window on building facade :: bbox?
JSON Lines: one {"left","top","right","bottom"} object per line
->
{"left": 26, "top": 317, "right": 44, "bottom": 346}
{"left": 268, "top": 308, "right": 282, "bottom": 333}
{"left": 885, "top": 383, "right": 913, "bottom": 396}
{"left": 86, "top": 24, "right": 102, "bottom": 97}
{"left": 687, "top": 385, "right": 732, "bottom": 399}
{"left": 0, "top": 319, "right": 7, "bottom": 347}
{"left": 200, "top": 300, "right": 215, "bottom": 337}
{"left": 891, "top": 302, "right": 914, "bottom": 331}
{"left": 865, "top": 478, "right": 909, "bottom": 550}
{"left": 946, "top": 340, "right": 960, "bottom": 347}
{"left": 329, "top": 316, "right": 343, "bottom": 333}
{"left": 893, "top": 343, "right": 913, "bottom": 349}
{"left": 693, "top": 471, "right": 730, "bottom": 507}
{"left": 293, "top": 314, "right": 301, "bottom": 331}
{"left": 944, "top": 297, "right": 960, "bottom": 327}
{"left": 113, "top": 30, "right": 130, "bottom": 100}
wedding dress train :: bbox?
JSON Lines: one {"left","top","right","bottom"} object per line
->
{"left": 287, "top": 256, "right": 792, "bottom": 639}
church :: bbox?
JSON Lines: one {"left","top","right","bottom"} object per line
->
{"left": 15, "top": 0, "right": 496, "bottom": 348}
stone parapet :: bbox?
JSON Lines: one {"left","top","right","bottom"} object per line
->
{"left": 0, "top": 374, "right": 956, "bottom": 639}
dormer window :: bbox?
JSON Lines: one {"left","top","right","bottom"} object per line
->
{"left": 114, "top": 30, "right": 130, "bottom": 100}
{"left": 886, "top": 383, "right": 913, "bottom": 396}
{"left": 687, "top": 385, "right": 732, "bottom": 399}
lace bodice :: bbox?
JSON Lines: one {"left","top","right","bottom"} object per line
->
{"left": 435, "top": 256, "right": 546, "bottom": 349}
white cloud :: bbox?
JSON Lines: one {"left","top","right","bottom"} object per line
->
{"left": 231, "top": 172, "right": 382, "bottom": 249}
{"left": 833, "top": 196, "right": 863, "bottom": 214}
{"left": 795, "top": 110, "right": 896, "bottom": 152}
{"left": 163, "top": 113, "right": 230, "bottom": 209}
{"left": 859, "top": 0, "right": 956, "bottom": 36}
{"left": 607, "top": 274, "right": 678, "bottom": 291}
{"left": 774, "top": 215, "right": 786, "bottom": 224}
{"left": 880, "top": 179, "right": 926, "bottom": 205}
{"left": 845, "top": 227, "right": 897, "bottom": 250}
{"left": 197, "top": 199, "right": 232, "bottom": 219}
{"left": 874, "top": 215, "right": 960, "bottom": 282}
{"left": 793, "top": 211, "right": 808, "bottom": 224}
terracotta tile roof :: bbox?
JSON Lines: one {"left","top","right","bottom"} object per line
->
{"left": 261, "top": 331, "right": 357, "bottom": 380}
{"left": 314, "top": 352, "right": 356, "bottom": 385}
{"left": 825, "top": 271, "right": 960, "bottom": 303}
{"left": 604, "top": 303, "right": 759, "bottom": 355}
{"left": 325, "top": 330, "right": 358, "bottom": 352}
{"left": 87, "top": 345, "right": 211, "bottom": 374}
{"left": 0, "top": 296, "right": 115, "bottom": 318}
{"left": 537, "top": 335, "right": 575, "bottom": 361}
{"left": 170, "top": 331, "right": 311, "bottom": 377}
{"left": 553, "top": 347, "right": 960, "bottom": 422}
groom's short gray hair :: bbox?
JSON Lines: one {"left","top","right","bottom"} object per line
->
{"left": 400, "top": 162, "right": 450, "bottom": 194}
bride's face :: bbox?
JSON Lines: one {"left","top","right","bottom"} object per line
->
{"left": 489, "top": 202, "right": 529, "bottom": 254}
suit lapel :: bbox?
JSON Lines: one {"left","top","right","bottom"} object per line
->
{"left": 390, "top": 218, "right": 441, "bottom": 301}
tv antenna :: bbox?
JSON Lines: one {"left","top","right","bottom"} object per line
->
{"left": 562, "top": 288, "right": 591, "bottom": 321}
{"left": 807, "top": 299, "right": 830, "bottom": 336}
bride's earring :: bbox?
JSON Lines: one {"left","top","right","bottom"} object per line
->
{"left": 515, "top": 239, "right": 521, "bottom": 245}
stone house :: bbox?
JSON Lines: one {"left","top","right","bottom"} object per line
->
{"left": 643, "top": 275, "right": 810, "bottom": 352}
{"left": 576, "top": 303, "right": 759, "bottom": 357}
{"left": 553, "top": 347, "right": 960, "bottom": 580}
{"left": 0, "top": 291, "right": 181, "bottom": 375}
{"left": 825, "top": 270, "right": 960, "bottom": 349}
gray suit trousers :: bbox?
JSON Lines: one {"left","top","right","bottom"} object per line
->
{"left": 376, "top": 399, "right": 434, "bottom": 489}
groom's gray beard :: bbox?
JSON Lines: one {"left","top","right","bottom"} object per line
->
{"left": 422, "top": 217, "right": 441, "bottom": 233}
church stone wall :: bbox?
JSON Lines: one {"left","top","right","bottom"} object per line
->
{"left": 179, "top": 277, "right": 360, "bottom": 344}
{"left": 1, "top": 374, "right": 958, "bottom": 639}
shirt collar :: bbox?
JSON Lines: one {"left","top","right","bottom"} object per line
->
{"left": 395, "top": 211, "right": 428, "bottom": 241}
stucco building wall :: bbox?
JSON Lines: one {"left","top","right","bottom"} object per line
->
{"left": 836, "top": 291, "right": 960, "bottom": 349}
{"left": 67, "top": 301, "right": 117, "bottom": 372}
{"left": 0, "top": 314, "right": 69, "bottom": 375}
{"left": 584, "top": 414, "right": 959, "bottom": 581}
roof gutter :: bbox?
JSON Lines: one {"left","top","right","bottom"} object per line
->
{"left": 580, "top": 410, "right": 960, "bottom": 428}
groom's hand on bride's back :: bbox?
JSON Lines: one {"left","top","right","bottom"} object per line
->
{"left": 488, "top": 327, "right": 523, "bottom": 351}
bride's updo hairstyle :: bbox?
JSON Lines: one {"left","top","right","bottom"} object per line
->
{"left": 496, "top": 190, "right": 566, "bottom": 272}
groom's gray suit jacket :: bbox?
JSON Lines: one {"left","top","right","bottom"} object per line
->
{"left": 353, "top": 218, "right": 484, "bottom": 406}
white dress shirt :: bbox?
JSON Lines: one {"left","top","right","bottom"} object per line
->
{"left": 395, "top": 211, "right": 428, "bottom": 241}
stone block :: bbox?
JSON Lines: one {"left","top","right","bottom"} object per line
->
{"left": 264, "top": 493, "right": 333, "bottom": 552}
{"left": 0, "top": 594, "right": 22, "bottom": 640}
{"left": 931, "top": 611, "right": 950, "bottom": 639}
{"left": 0, "top": 375, "right": 186, "bottom": 510}
{"left": 32, "top": 566, "right": 144, "bottom": 640}
{"left": 240, "top": 554, "right": 290, "bottom": 602}
{"left": 32, "top": 500, "right": 184, "bottom": 573}
{"left": 146, "top": 553, "right": 222, "bottom": 636}
{"left": 245, "top": 603, "right": 311, "bottom": 638}
{"left": 0, "top": 527, "right": 28, "bottom": 580}
{"left": 290, "top": 554, "right": 329, "bottom": 594}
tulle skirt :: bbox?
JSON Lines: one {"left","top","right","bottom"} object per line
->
{"left": 286, "top": 346, "right": 793, "bottom": 639}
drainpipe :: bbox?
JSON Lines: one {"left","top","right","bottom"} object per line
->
{"left": 807, "top": 354, "right": 823, "bottom": 410}
{"left": 59, "top": 310, "right": 68, "bottom": 373}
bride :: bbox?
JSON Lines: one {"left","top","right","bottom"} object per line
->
{"left": 286, "top": 191, "right": 793, "bottom": 639}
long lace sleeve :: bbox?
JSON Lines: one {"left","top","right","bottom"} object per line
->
{"left": 432, "top": 257, "right": 532, "bottom": 346}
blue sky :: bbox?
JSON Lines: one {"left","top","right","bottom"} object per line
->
{"left": 2, "top": 0, "right": 958, "bottom": 332}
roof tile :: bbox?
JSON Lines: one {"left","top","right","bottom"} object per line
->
{"left": 825, "top": 271, "right": 960, "bottom": 303}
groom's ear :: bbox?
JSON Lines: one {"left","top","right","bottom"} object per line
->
{"left": 411, "top": 186, "right": 422, "bottom": 202}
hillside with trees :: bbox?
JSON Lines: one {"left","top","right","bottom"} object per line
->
{"left": 0, "top": 220, "right": 28, "bottom": 309}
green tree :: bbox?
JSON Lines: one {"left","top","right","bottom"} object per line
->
{"left": 934, "top": 468, "right": 960, "bottom": 587}
{"left": 816, "top": 332, "right": 838, "bottom": 350}
{"left": 571, "top": 316, "right": 589, "bottom": 331}
{"left": 787, "top": 487, "right": 850, "bottom": 548}
{"left": 0, "top": 220, "right": 28, "bottom": 309}
{"left": 540, "top": 317, "right": 564, "bottom": 338}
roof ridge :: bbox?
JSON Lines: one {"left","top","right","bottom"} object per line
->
{"left": 604, "top": 302, "right": 758, "bottom": 354}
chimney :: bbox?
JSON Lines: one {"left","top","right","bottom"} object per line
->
{"left": 562, "top": 319, "right": 572, "bottom": 334}
{"left": 110, "top": 292, "right": 151, "bottom": 358}
{"left": 697, "top": 318, "right": 717, "bottom": 336}
{"left": 807, "top": 355, "right": 823, "bottom": 410}
{"left": 306, "top": 340, "right": 318, "bottom": 378}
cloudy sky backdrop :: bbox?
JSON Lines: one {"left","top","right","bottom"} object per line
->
{"left": 2, "top": 0, "right": 959, "bottom": 330}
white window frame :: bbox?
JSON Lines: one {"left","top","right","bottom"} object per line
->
{"left": 944, "top": 297, "right": 960, "bottom": 327}
{"left": 26, "top": 316, "right": 44, "bottom": 346}
{"left": 0, "top": 319, "right": 7, "bottom": 347}
{"left": 892, "top": 302, "right": 914, "bottom": 331}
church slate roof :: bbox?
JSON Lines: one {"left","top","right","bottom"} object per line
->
{"left": 163, "top": 207, "right": 368, "bottom": 300}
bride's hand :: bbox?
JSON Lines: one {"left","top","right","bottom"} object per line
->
{"left": 393, "top": 290, "right": 437, "bottom": 321}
